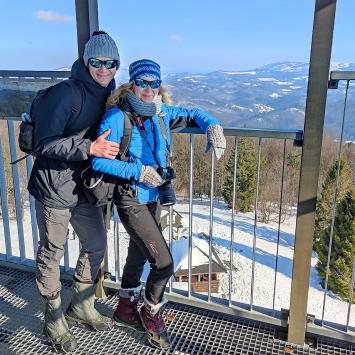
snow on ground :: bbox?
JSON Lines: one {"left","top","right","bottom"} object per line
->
{"left": 257, "top": 77, "right": 278, "bottom": 82}
{"left": 1, "top": 199, "right": 354, "bottom": 328}
{"left": 253, "top": 103, "right": 274, "bottom": 113}
{"left": 223, "top": 71, "right": 257, "bottom": 75}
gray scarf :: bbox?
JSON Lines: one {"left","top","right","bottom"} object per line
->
{"left": 126, "top": 91, "right": 162, "bottom": 117}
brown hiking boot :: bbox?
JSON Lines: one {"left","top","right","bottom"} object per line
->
{"left": 139, "top": 296, "right": 170, "bottom": 349}
{"left": 113, "top": 285, "right": 144, "bottom": 332}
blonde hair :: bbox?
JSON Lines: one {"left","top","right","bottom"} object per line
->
{"left": 106, "top": 81, "right": 172, "bottom": 110}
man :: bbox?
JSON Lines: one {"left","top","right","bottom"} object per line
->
{"left": 28, "top": 31, "right": 120, "bottom": 353}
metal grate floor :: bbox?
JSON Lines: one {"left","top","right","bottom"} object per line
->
{"left": 0, "top": 266, "right": 353, "bottom": 355}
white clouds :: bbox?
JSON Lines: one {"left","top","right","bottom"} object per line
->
{"left": 171, "top": 34, "right": 184, "bottom": 42}
{"left": 34, "top": 10, "right": 73, "bottom": 23}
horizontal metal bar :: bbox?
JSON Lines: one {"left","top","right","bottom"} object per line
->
{"left": 0, "top": 117, "right": 22, "bottom": 121}
{"left": 0, "top": 70, "right": 70, "bottom": 79}
{"left": 330, "top": 71, "right": 355, "bottom": 81}
{"left": 172, "top": 126, "right": 303, "bottom": 141}
{"left": 306, "top": 322, "right": 355, "bottom": 345}
{"left": 103, "top": 278, "right": 287, "bottom": 329}
{"left": 0, "top": 117, "right": 304, "bottom": 141}
{"left": 0, "top": 259, "right": 74, "bottom": 281}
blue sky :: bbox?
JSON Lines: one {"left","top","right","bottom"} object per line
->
{"left": 0, "top": 0, "right": 354, "bottom": 73}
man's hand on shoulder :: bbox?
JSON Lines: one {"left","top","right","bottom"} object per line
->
{"left": 90, "top": 129, "right": 120, "bottom": 159}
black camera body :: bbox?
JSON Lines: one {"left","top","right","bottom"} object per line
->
{"left": 157, "top": 166, "right": 176, "bottom": 206}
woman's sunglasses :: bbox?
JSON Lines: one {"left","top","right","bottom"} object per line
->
{"left": 134, "top": 78, "right": 162, "bottom": 89}
{"left": 88, "top": 58, "right": 118, "bottom": 69}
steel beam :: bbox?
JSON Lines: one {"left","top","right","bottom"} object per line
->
{"left": 75, "top": 0, "right": 99, "bottom": 57}
{"left": 330, "top": 71, "right": 355, "bottom": 80}
{"left": 288, "top": 0, "right": 337, "bottom": 345}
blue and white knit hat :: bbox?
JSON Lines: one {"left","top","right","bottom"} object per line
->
{"left": 129, "top": 59, "right": 161, "bottom": 81}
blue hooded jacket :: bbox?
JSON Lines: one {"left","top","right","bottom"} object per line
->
{"left": 92, "top": 103, "right": 220, "bottom": 204}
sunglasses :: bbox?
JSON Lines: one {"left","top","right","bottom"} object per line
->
{"left": 88, "top": 58, "right": 118, "bottom": 69}
{"left": 134, "top": 78, "right": 162, "bottom": 89}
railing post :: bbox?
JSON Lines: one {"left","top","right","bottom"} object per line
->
{"left": 75, "top": 0, "right": 99, "bottom": 57}
{"left": 288, "top": 0, "right": 337, "bottom": 345}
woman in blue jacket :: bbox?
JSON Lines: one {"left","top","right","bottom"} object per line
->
{"left": 92, "top": 59, "right": 226, "bottom": 349}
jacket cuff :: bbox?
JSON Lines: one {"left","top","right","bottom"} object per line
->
{"left": 87, "top": 140, "right": 92, "bottom": 157}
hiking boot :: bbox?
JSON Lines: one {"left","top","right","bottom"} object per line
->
{"left": 139, "top": 296, "right": 170, "bottom": 349}
{"left": 113, "top": 285, "right": 144, "bottom": 332}
{"left": 65, "top": 280, "right": 113, "bottom": 332}
{"left": 42, "top": 292, "right": 77, "bottom": 353}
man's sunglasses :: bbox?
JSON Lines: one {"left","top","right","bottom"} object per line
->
{"left": 134, "top": 78, "right": 162, "bottom": 89}
{"left": 88, "top": 58, "right": 118, "bottom": 69}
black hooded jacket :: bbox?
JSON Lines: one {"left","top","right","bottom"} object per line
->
{"left": 28, "top": 57, "right": 115, "bottom": 208}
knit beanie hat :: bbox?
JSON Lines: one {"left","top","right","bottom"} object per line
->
{"left": 129, "top": 59, "right": 161, "bottom": 81}
{"left": 83, "top": 31, "right": 120, "bottom": 68}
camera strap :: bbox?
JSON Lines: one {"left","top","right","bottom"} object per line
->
{"left": 131, "top": 112, "right": 170, "bottom": 167}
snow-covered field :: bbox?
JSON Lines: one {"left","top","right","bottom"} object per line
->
{"left": 1, "top": 199, "right": 354, "bottom": 329}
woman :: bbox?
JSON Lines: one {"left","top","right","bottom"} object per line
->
{"left": 92, "top": 59, "right": 226, "bottom": 349}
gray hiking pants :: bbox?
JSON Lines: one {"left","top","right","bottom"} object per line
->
{"left": 35, "top": 197, "right": 107, "bottom": 297}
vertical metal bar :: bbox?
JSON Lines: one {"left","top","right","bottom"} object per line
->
{"left": 288, "top": 0, "right": 337, "bottom": 345}
{"left": 208, "top": 152, "right": 215, "bottom": 302}
{"left": 0, "top": 137, "right": 12, "bottom": 258}
{"left": 321, "top": 80, "right": 349, "bottom": 325}
{"left": 229, "top": 138, "right": 238, "bottom": 307}
{"left": 345, "top": 257, "right": 355, "bottom": 332}
{"left": 250, "top": 138, "right": 262, "bottom": 310}
{"left": 7, "top": 121, "right": 26, "bottom": 260}
{"left": 75, "top": 0, "right": 99, "bottom": 57}
{"left": 272, "top": 139, "right": 287, "bottom": 312}
{"left": 26, "top": 156, "right": 38, "bottom": 260}
{"left": 168, "top": 205, "right": 173, "bottom": 292}
{"left": 188, "top": 134, "right": 195, "bottom": 297}
{"left": 168, "top": 146, "right": 174, "bottom": 292}
{"left": 64, "top": 236, "right": 70, "bottom": 272}
{"left": 113, "top": 206, "right": 120, "bottom": 280}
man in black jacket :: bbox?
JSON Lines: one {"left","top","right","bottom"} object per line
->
{"left": 28, "top": 31, "right": 120, "bottom": 353}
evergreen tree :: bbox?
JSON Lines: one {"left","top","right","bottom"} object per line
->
{"left": 314, "top": 159, "right": 353, "bottom": 251}
{"left": 222, "top": 138, "right": 258, "bottom": 212}
{"left": 316, "top": 189, "right": 355, "bottom": 300}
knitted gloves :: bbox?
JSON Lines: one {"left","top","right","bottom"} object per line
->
{"left": 139, "top": 166, "right": 164, "bottom": 187}
{"left": 205, "top": 125, "right": 226, "bottom": 160}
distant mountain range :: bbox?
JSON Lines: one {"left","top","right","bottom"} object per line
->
{"left": 162, "top": 62, "right": 355, "bottom": 140}
{"left": 2, "top": 61, "right": 355, "bottom": 140}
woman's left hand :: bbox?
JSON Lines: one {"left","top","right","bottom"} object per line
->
{"left": 205, "top": 125, "right": 226, "bottom": 160}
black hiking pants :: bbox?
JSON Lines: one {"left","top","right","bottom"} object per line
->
{"left": 117, "top": 202, "right": 174, "bottom": 305}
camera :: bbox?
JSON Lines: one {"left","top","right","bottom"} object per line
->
{"left": 157, "top": 166, "right": 176, "bottom": 206}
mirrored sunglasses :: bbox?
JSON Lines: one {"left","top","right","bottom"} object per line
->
{"left": 134, "top": 78, "right": 162, "bottom": 89}
{"left": 88, "top": 58, "right": 118, "bottom": 69}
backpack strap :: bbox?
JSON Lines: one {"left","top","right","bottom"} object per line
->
{"left": 11, "top": 79, "right": 83, "bottom": 165}
{"left": 115, "top": 111, "right": 169, "bottom": 162}
{"left": 67, "top": 79, "right": 83, "bottom": 120}
{"left": 158, "top": 113, "right": 170, "bottom": 153}
{"left": 117, "top": 111, "right": 133, "bottom": 162}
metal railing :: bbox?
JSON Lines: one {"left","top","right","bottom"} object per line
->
{"left": 0, "top": 115, "right": 302, "bottom": 308}
{"left": 0, "top": 69, "right": 354, "bottom": 345}
{"left": 320, "top": 71, "right": 355, "bottom": 333}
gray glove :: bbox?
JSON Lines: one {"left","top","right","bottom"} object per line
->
{"left": 205, "top": 125, "right": 226, "bottom": 160}
{"left": 139, "top": 166, "right": 164, "bottom": 188}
